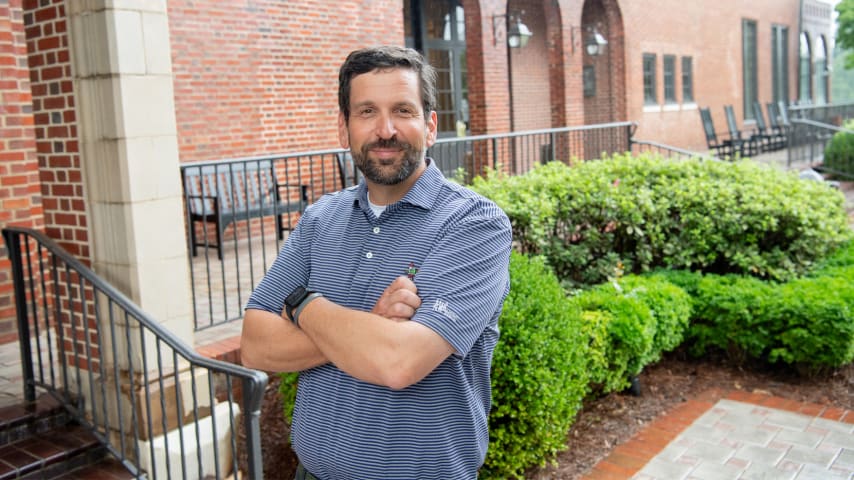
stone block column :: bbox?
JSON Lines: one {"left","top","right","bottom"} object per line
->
{"left": 64, "top": 0, "right": 205, "bottom": 471}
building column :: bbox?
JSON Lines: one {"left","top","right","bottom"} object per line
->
{"left": 64, "top": 1, "right": 207, "bottom": 471}
{"left": 65, "top": 1, "right": 192, "bottom": 342}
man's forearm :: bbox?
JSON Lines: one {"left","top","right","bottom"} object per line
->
{"left": 240, "top": 308, "right": 328, "bottom": 372}
{"left": 298, "top": 297, "right": 453, "bottom": 390}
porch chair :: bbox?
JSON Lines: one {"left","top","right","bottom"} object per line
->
{"left": 723, "top": 105, "right": 760, "bottom": 157}
{"left": 699, "top": 107, "right": 743, "bottom": 159}
{"left": 766, "top": 102, "right": 790, "bottom": 141}
{"left": 751, "top": 101, "right": 787, "bottom": 151}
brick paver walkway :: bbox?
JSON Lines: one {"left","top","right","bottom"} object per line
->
{"left": 582, "top": 389, "right": 854, "bottom": 480}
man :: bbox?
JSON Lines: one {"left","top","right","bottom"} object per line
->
{"left": 241, "top": 45, "right": 512, "bottom": 479}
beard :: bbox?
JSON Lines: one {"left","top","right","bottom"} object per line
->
{"left": 352, "top": 137, "right": 423, "bottom": 186}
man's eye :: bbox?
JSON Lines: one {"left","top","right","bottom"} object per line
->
{"left": 358, "top": 108, "right": 375, "bottom": 116}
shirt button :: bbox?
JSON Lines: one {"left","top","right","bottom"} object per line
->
{"left": 373, "top": 227, "right": 381, "bottom": 234}
{"left": 366, "top": 252, "right": 373, "bottom": 259}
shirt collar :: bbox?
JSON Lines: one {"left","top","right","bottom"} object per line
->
{"left": 353, "top": 158, "right": 442, "bottom": 212}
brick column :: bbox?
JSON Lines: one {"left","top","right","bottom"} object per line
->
{"left": 0, "top": 0, "right": 45, "bottom": 342}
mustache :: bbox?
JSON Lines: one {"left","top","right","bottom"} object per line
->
{"left": 364, "top": 138, "right": 409, "bottom": 150}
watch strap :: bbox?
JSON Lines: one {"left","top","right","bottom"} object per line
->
{"left": 292, "top": 292, "right": 323, "bottom": 327}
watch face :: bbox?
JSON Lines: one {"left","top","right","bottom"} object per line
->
{"left": 286, "top": 286, "right": 309, "bottom": 308}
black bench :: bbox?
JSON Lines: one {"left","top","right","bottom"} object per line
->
{"left": 183, "top": 159, "right": 308, "bottom": 259}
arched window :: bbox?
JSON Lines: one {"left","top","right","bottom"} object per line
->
{"left": 814, "top": 35, "right": 828, "bottom": 104}
{"left": 798, "top": 33, "right": 811, "bottom": 103}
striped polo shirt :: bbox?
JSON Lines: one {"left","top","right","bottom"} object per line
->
{"left": 245, "top": 159, "right": 512, "bottom": 479}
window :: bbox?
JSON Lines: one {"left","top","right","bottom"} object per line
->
{"left": 742, "top": 19, "right": 758, "bottom": 119}
{"left": 799, "top": 33, "right": 811, "bottom": 103}
{"left": 643, "top": 53, "right": 657, "bottom": 105}
{"left": 814, "top": 35, "right": 828, "bottom": 104}
{"left": 583, "top": 65, "right": 596, "bottom": 98}
{"left": 404, "top": 0, "right": 468, "bottom": 135}
{"left": 663, "top": 55, "right": 676, "bottom": 103}
{"left": 771, "top": 25, "right": 789, "bottom": 103}
{"left": 681, "top": 56, "right": 694, "bottom": 103}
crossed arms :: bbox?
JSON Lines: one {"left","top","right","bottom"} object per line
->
{"left": 240, "top": 275, "right": 455, "bottom": 390}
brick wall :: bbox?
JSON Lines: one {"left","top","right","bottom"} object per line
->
{"left": 0, "top": 0, "right": 43, "bottom": 342}
{"left": 168, "top": 0, "right": 407, "bottom": 163}
{"left": 509, "top": 0, "right": 551, "bottom": 132}
{"left": 22, "top": 0, "right": 86, "bottom": 259}
{"left": 623, "top": 0, "right": 801, "bottom": 151}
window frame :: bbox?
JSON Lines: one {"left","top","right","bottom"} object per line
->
{"left": 742, "top": 19, "right": 758, "bottom": 120}
{"left": 643, "top": 53, "right": 657, "bottom": 105}
{"left": 663, "top": 54, "right": 677, "bottom": 103}
{"left": 681, "top": 56, "right": 694, "bottom": 103}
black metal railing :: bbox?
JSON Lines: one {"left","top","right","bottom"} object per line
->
{"left": 183, "top": 122, "right": 635, "bottom": 330}
{"left": 3, "top": 226, "right": 267, "bottom": 479}
{"left": 789, "top": 102, "right": 854, "bottom": 126}
{"left": 787, "top": 119, "right": 854, "bottom": 178}
{"left": 631, "top": 139, "right": 716, "bottom": 161}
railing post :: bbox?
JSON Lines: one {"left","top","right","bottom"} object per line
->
{"left": 242, "top": 375, "right": 266, "bottom": 479}
{"left": 2, "top": 229, "right": 36, "bottom": 403}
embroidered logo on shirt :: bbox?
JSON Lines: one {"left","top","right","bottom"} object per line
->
{"left": 432, "top": 299, "right": 458, "bottom": 322}
{"left": 406, "top": 262, "right": 418, "bottom": 281}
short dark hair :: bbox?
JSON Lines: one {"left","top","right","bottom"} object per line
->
{"left": 338, "top": 46, "right": 437, "bottom": 122}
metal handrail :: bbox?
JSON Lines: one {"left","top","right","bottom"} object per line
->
{"left": 630, "top": 138, "right": 718, "bottom": 161}
{"left": 3, "top": 226, "right": 267, "bottom": 479}
{"left": 786, "top": 118, "right": 854, "bottom": 173}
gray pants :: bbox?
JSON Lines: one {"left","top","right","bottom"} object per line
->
{"left": 294, "top": 463, "right": 320, "bottom": 480}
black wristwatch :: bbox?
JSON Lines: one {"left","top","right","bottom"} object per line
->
{"left": 284, "top": 286, "right": 322, "bottom": 327}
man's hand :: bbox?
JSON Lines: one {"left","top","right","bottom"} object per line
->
{"left": 372, "top": 276, "right": 421, "bottom": 322}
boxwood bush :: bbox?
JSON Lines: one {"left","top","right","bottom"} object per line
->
{"left": 470, "top": 154, "right": 852, "bottom": 287}
{"left": 569, "top": 275, "right": 692, "bottom": 393}
{"left": 483, "top": 252, "right": 590, "bottom": 479}
{"left": 652, "top": 242, "right": 854, "bottom": 373}
{"left": 823, "top": 119, "right": 854, "bottom": 178}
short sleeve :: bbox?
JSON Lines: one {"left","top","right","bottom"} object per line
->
{"left": 410, "top": 211, "right": 512, "bottom": 357}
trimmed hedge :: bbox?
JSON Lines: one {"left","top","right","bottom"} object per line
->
{"left": 483, "top": 252, "right": 590, "bottom": 479}
{"left": 569, "top": 275, "right": 691, "bottom": 393}
{"left": 823, "top": 119, "right": 854, "bottom": 178}
{"left": 470, "top": 154, "right": 852, "bottom": 286}
{"left": 651, "top": 243, "right": 854, "bottom": 373}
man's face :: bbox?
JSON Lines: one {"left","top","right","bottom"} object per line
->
{"left": 338, "top": 68, "right": 438, "bottom": 185}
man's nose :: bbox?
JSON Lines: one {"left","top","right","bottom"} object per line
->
{"left": 375, "top": 113, "right": 397, "bottom": 139}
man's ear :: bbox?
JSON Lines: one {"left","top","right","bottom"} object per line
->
{"left": 338, "top": 112, "right": 350, "bottom": 149}
{"left": 425, "top": 110, "right": 438, "bottom": 148}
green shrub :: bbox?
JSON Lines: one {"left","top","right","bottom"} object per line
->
{"left": 619, "top": 275, "right": 692, "bottom": 360}
{"left": 684, "top": 268, "right": 854, "bottom": 371}
{"left": 570, "top": 275, "right": 692, "bottom": 393}
{"left": 483, "top": 252, "right": 590, "bottom": 479}
{"left": 684, "top": 274, "right": 776, "bottom": 360}
{"left": 278, "top": 371, "right": 299, "bottom": 421}
{"left": 823, "top": 119, "right": 854, "bottom": 177}
{"left": 470, "top": 154, "right": 852, "bottom": 287}
{"left": 768, "top": 276, "right": 854, "bottom": 371}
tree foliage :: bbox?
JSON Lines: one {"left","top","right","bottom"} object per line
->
{"left": 838, "top": 0, "right": 854, "bottom": 69}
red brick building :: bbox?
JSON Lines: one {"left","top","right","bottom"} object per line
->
{"left": 0, "top": 0, "right": 836, "bottom": 341}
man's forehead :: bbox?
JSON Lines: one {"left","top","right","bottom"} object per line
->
{"left": 350, "top": 69, "right": 420, "bottom": 98}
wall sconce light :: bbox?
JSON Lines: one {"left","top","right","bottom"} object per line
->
{"left": 585, "top": 27, "right": 608, "bottom": 56}
{"left": 571, "top": 25, "right": 608, "bottom": 56}
{"left": 493, "top": 12, "right": 533, "bottom": 48}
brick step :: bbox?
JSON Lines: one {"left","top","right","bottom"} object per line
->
{"left": 0, "top": 395, "right": 134, "bottom": 479}
{"left": 0, "top": 394, "right": 71, "bottom": 447}
{"left": 49, "top": 456, "right": 137, "bottom": 480}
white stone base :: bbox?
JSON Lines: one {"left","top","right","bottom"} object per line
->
{"left": 138, "top": 401, "right": 240, "bottom": 480}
